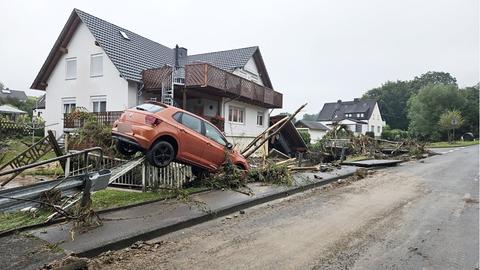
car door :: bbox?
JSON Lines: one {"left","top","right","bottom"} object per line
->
{"left": 202, "top": 121, "right": 228, "bottom": 170}
{"left": 174, "top": 112, "right": 207, "bottom": 167}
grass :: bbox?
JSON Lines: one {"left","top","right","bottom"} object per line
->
{"left": 0, "top": 209, "right": 51, "bottom": 232}
{"left": 91, "top": 187, "right": 208, "bottom": 210}
{"left": 21, "top": 166, "right": 64, "bottom": 176}
{"left": 428, "top": 140, "right": 479, "bottom": 148}
{"left": 1, "top": 137, "right": 57, "bottom": 167}
{"left": 0, "top": 187, "right": 209, "bottom": 232}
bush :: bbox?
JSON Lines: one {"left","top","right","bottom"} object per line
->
{"left": 381, "top": 126, "right": 410, "bottom": 141}
{"left": 365, "top": 131, "right": 375, "bottom": 138}
{"left": 298, "top": 130, "right": 311, "bottom": 145}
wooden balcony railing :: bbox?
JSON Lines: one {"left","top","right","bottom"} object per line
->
{"left": 184, "top": 63, "right": 283, "bottom": 108}
{"left": 64, "top": 111, "right": 123, "bottom": 129}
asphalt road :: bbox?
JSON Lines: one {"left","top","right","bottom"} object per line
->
{"left": 63, "top": 146, "right": 480, "bottom": 269}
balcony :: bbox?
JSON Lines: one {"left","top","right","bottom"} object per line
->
{"left": 64, "top": 111, "right": 123, "bottom": 129}
{"left": 184, "top": 63, "right": 282, "bottom": 108}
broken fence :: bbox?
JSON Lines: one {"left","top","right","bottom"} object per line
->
{"left": 70, "top": 153, "right": 193, "bottom": 190}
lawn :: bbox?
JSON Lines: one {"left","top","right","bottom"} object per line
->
{"left": 91, "top": 187, "right": 208, "bottom": 210}
{"left": 0, "top": 187, "right": 209, "bottom": 232}
{"left": 428, "top": 140, "right": 479, "bottom": 148}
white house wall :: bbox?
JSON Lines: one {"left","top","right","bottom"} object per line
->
{"left": 309, "top": 129, "right": 326, "bottom": 143}
{"left": 367, "top": 103, "right": 386, "bottom": 137}
{"left": 232, "top": 57, "right": 264, "bottom": 86}
{"left": 44, "top": 22, "right": 130, "bottom": 136}
{"left": 223, "top": 99, "right": 269, "bottom": 152}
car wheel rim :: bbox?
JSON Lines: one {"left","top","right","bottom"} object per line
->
{"left": 154, "top": 145, "right": 173, "bottom": 166}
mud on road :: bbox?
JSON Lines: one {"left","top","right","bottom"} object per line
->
{"left": 64, "top": 169, "right": 425, "bottom": 270}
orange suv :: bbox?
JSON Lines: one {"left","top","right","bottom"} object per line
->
{"left": 112, "top": 102, "right": 249, "bottom": 172}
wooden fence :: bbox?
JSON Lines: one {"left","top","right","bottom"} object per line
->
{"left": 0, "top": 120, "right": 31, "bottom": 136}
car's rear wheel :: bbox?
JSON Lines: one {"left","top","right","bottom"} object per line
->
{"left": 147, "top": 141, "right": 175, "bottom": 168}
{"left": 116, "top": 140, "right": 138, "bottom": 156}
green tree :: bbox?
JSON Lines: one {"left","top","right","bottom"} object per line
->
{"left": 411, "top": 71, "right": 457, "bottom": 90}
{"left": 298, "top": 129, "right": 311, "bottom": 145}
{"left": 458, "top": 84, "right": 479, "bottom": 137}
{"left": 0, "top": 82, "right": 4, "bottom": 90}
{"left": 0, "top": 96, "right": 37, "bottom": 117}
{"left": 407, "top": 84, "right": 465, "bottom": 140}
{"left": 363, "top": 71, "right": 458, "bottom": 131}
{"left": 363, "top": 80, "right": 414, "bottom": 130}
{"left": 302, "top": 113, "right": 318, "bottom": 121}
{"left": 438, "top": 110, "right": 464, "bottom": 142}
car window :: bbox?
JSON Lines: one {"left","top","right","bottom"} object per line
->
{"left": 181, "top": 113, "right": 202, "bottom": 133}
{"left": 204, "top": 122, "right": 227, "bottom": 146}
{"left": 172, "top": 112, "right": 182, "bottom": 123}
{"left": 135, "top": 103, "right": 164, "bottom": 113}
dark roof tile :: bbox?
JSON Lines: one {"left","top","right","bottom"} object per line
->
{"left": 0, "top": 89, "right": 28, "bottom": 101}
{"left": 295, "top": 120, "right": 330, "bottom": 130}
{"left": 317, "top": 99, "right": 377, "bottom": 121}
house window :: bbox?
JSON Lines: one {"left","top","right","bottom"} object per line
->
{"left": 257, "top": 111, "right": 264, "bottom": 126}
{"left": 62, "top": 98, "right": 76, "bottom": 113}
{"left": 371, "top": 125, "right": 374, "bottom": 132}
{"left": 91, "top": 96, "right": 107, "bottom": 112}
{"left": 377, "top": 126, "right": 381, "bottom": 133}
{"left": 228, "top": 106, "right": 244, "bottom": 124}
{"left": 65, "top": 58, "right": 77, "bottom": 80}
{"left": 360, "top": 113, "right": 364, "bottom": 118}
{"left": 90, "top": 54, "right": 103, "bottom": 77}
{"left": 355, "top": 124, "right": 362, "bottom": 133}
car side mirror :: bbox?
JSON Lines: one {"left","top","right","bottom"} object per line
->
{"left": 226, "top": 142, "right": 233, "bottom": 150}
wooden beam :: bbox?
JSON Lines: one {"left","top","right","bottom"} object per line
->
{"left": 59, "top": 47, "right": 68, "bottom": 54}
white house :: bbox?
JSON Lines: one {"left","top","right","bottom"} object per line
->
{"left": 30, "top": 9, "right": 282, "bottom": 151}
{"left": 32, "top": 94, "right": 45, "bottom": 118}
{"left": 317, "top": 99, "right": 386, "bottom": 137}
{"left": 295, "top": 120, "right": 330, "bottom": 143}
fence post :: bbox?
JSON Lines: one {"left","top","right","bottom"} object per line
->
{"left": 141, "top": 160, "right": 146, "bottom": 192}
{"left": 64, "top": 157, "right": 70, "bottom": 178}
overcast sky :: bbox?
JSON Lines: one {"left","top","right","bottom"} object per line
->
{"left": 0, "top": 0, "right": 478, "bottom": 114}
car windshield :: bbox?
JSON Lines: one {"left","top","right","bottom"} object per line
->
{"left": 135, "top": 103, "right": 165, "bottom": 113}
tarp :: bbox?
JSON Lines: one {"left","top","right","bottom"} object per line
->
{"left": 0, "top": 104, "right": 27, "bottom": 114}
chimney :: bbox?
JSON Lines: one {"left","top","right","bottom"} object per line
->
{"left": 174, "top": 45, "right": 188, "bottom": 67}
{"left": 353, "top": 98, "right": 360, "bottom": 102}
{"left": 337, "top": 99, "right": 342, "bottom": 103}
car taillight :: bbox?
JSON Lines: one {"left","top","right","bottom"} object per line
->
{"left": 145, "top": 115, "right": 161, "bottom": 126}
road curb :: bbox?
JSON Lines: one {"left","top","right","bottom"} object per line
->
{"left": 77, "top": 171, "right": 356, "bottom": 257}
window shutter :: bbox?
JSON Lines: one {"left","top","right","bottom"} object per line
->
{"left": 66, "top": 58, "right": 77, "bottom": 79}
{"left": 90, "top": 54, "right": 103, "bottom": 77}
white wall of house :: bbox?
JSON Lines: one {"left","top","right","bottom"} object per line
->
{"left": 320, "top": 120, "right": 368, "bottom": 136}
{"left": 43, "top": 22, "right": 130, "bottom": 136}
{"left": 367, "top": 103, "right": 386, "bottom": 137}
{"left": 33, "top": 108, "right": 45, "bottom": 119}
{"left": 232, "top": 57, "right": 264, "bottom": 86}
{"left": 310, "top": 129, "right": 327, "bottom": 142}
{"left": 186, "top": 98, "right": 219, "bottom": 117}
{"left": 296, "top": 128, "right": 327, "bottom": 143}
{"left": 222, "top": 99, "right": 269, "bottom": 152}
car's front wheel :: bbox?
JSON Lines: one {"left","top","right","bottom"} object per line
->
{"left": 146, "top": 141, "right": 175, "bottom": 168}
{"left": 116, "top": 140, "right": 138, "bottom": 156}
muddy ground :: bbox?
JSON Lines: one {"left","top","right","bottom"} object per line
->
{"left": 11, "top": 145, "right": 480, "bottom": 269}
